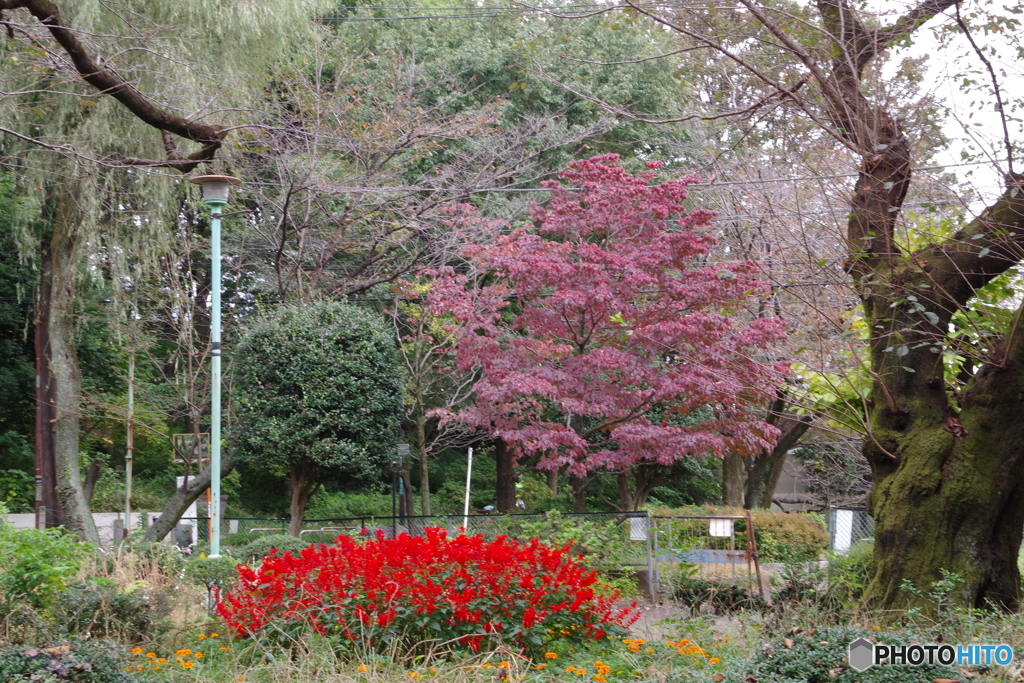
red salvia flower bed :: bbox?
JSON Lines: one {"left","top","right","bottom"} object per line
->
{"left": 216, "top": 527, "right": 638, "bottom": 655}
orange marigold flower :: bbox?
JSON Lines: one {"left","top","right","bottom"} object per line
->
{"left": 130, "top": 648, "right": 143, "bottom": 655}
{"left": 593, "top": 676, "right": 608, "bottom": 683}
{"left": 358, "top": 665, "right": 370, "bottom": 673}
{"left": 709, "top": 657, "right": 721, "bottom": 664}
{"left": 535, "top": 664, "right": 546, "bottom": 670}
{"left": 181, "top": 660, "right": 195, "bottom": 669}
{"left": 197, "top": 634, "right": 206, "bottom": 641}
{"left": 195, "top": 652, "right": 203, "bottom": 658}
{"left": 210, "top": 633, "right": 219, "bottom": 638}
{"left": 156, "top": 658, "right": 167, "bottom": 664}
{"left": 145, "top": 653, "right": 156, "bottom": 658}
{"left": 544, "top": 652, "right": 558, "bottom": 659}
{"left": 219, "top": 647, "right": 229, "bottom": 652}
{"left": 175, "top": 649, "right": 191, "bottom": 658}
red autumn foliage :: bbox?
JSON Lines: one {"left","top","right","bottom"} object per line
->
{"left": 428, "top": 154, "right": 788, "bottom": 478}
{"left": 215, "top": 528, "right": 638, "bottom": 655}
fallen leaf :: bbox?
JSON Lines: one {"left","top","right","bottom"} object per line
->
{"left": 712, "top": 675, "right": 725, "bottom": 682}
{"left": 931, "top": 679, "right": 961, "bottom": 683}
{"left": 22, "top": 649, "right": 39, "bottom": 657}
{"left": 46, "top": 646, "right": 70, "bottom": 656}
{"left": 784, "top": 639, "right": 794, "bottom": 648}
{"left": 828, "top": 668, "right": 842, "bottom": 678}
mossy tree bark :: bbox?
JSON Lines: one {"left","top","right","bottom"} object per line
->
{"left": 797, "top": 0, "right": 1024, "bottom": 611}
{"left": 724, "top": 0, "right": 1024, "bottom": 609}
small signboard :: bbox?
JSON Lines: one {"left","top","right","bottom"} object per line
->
{"left": 709, "top": 518, "right": 734, "bottom": 537}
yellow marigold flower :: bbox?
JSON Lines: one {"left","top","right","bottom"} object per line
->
{"left": 593, "top": 676, "right": 607, "bottom": 683}
{"left": 428, "top": 668, "right": 437, "bottom": 674}
{"left": 679, "top": 639, "right": 690, "bottom": 646}
{"left": 565, "top": 666, "right": 577, "bottom": 673}
{"left": 136, "top": 666, "right": 143, "bottom": 672}
{"left": 197, "top": 634, "right": 206, "bottom": 641}
{"left": 544, "top": 652, "right": 558, "bottom": 659}
{"left": 357, "top": 665, "right": 370, "bottom": 673}
{"left": 153, "top": 666, "right": 161, "bottom": 671}
{"left": 175, "top": 649, "right": 191, "bottom": 658}
{"left": 234, "top": 677, "right": 246, "bottom": 682}
{"left": 498, "top": 661, "right": 511, "bottom": 668}
{"left": 156, "top": 659, "right": 167, "bottom": 665}
{"left": 665, "top": 640, "right": 676, "bottom": 648}
{"left": 722, "top": 638, "right": 730, "bottom": 642}
{"left": 406, "top": 672, "right": 419, "bottom": 680}
{"left": 258, "top": 663, "right": 266, "bottom": 667}
{"left": 195, "top": 653, "right": 203, "bottom": 658}
{"left": 709, "top": 657, "right": 721, "bottom": 664}
{"left": 124, "top": 667, "right": 132, "bottom": 672}
{"left": 181, "top": 660, "right": 195, "bottom": 669}
{"left": 210, "top": 633, "right": 219, "bottom": 638}
{"left": 130, "top": 648, "right": 143, "bottom": 655}
{"left": 575, "top": 668, "right": 586, "bottom": 676}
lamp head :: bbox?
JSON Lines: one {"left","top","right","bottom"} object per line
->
{"left": 189, "top": 175, "right": 242, "bottom": 207}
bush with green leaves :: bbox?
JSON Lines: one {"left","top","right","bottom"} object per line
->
{"left": 0, "top": 527, "right": 88, "bottom": 609}
{"left": 0, "top": 638, "right": 146, "bottom": 683}
{"left": 233, "top": 302, "right": 404, "bottom": 533}
{"left": 183, "top": 555, "right": 239, "bottom": 589}
{"left": 51, "top": 581, "right": 171, "bottom": 643}
{"left": 236, "top": 534, "right": 311, "bottom": 565}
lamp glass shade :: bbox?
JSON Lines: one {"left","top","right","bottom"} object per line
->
{"left": 189, "top": 175, "right": 242, "bottom": 204}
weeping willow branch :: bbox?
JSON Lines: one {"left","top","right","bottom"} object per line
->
{"left": 0, "top": 0, "right": 225, "bottom": 171}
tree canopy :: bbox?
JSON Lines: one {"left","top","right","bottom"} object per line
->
{"left": 232, "top": 302, "right": 404, "bottom": 536}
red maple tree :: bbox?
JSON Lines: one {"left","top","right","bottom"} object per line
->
{"left": 431, "top": 155, "right": 788, "bottom": 509}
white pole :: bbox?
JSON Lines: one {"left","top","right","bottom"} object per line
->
{"left": 462, "top": 447, "right": 473, "bottom": 532}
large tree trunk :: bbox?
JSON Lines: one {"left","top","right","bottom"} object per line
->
{"left": 49, "top": 196, "right": 97, "bottom": 543}
{"left": 614, "top": 465, "right": 663, "bottom": 511}
{"left": 495, "top": 437, "right": 516, "bottom": 513}
{"left": 287, "top": 458, "right": 320, "bottom": 537}
{"left": 34, "top": 240, "right": 61, "bottom": 529}
{"left": 143, "top": 452, "right": 236, "bottom": 542}
{"left": 721, "top": 452, "right": 744, "bottom": 507}
{"left": 745, "top": 415, "right": 812, "bottom": 509}
{"left": 570, "top": 475, "right": 589, "bottom": 513}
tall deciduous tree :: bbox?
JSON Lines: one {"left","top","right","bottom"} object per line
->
{"left": 436, "top": 155, "right": 788, "bottom": 511}
{"left": 622, "top": 0, "right": 1024, "bottom": 609}
{"left": 233, "top": 303, "right": 403, "bottom": 537}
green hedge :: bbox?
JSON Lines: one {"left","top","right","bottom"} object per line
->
{"left": 650, "top": 505, "right": 829, "bottom": 562}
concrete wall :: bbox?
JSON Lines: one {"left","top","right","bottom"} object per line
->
{"left": 2, "top": 512, "right": 150, "bottom": 544}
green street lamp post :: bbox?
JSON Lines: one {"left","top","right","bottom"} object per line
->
{"left": 189, "top": 174, "right": 241, "bottom": 558}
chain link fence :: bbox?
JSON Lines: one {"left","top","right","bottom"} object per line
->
{"left": 174, "top": 511, "right": 654, "bottom": 565}
{"left": 827, "top": 507, "right": 875, "bottom": 554}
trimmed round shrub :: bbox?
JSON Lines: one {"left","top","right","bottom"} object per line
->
{"left": 236, "top": 534, "right": 311, "bottom": 564}
{"left": 217, "top": 528, "right": 638, "bottom": 656}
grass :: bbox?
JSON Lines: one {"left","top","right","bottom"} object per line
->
{"left": 5, "top": 539, "right": 1024, "bottom": 683}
